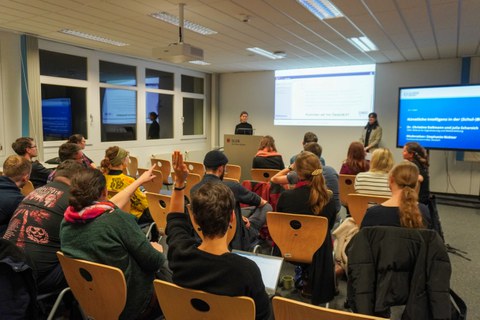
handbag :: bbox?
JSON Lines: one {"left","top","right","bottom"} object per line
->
{"left": 450, "top": 289, "right": 467, "bottom": 320}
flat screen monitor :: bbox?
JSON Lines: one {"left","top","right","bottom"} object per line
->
{"left": 42, "top": 97, "right": 72, "bottom": 140}
{"left": 397, "top": 84, "right": 480, "bottom": 151}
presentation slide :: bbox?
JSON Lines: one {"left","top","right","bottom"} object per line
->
{"left": 42, "top": 98, "right": 72, "bottom": 139}
{"left": 101, "top": 88, "right": 136, "bottom": 125}
{"left": 397, "top": 85, "right": 480, "bottom": 151}
{"left": 274, "top": 64, "right": 376, "bottom": 126}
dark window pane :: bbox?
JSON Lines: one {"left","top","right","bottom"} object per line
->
{"left": 100, "top": 88, "right": 137, "bottom": 141}
{"left": 183, "top": 98, "right": 204, "bottom": 135}
{"left": 146, "top": 92, "right": 173, "bottom": 139}
{"left": 39, "top": 50, "right": 87, "bottom": 80}
{"left": 146, "top": 69, "right": 174, "bottom": 90}
{"left": 99, "top": 61, "right": 136, "bottom": 86}
{"left": 181, "top": 75, "right": 204, "bottom": 94}
{"left": 41, "top": 84, "right": 87, "bottom": 141}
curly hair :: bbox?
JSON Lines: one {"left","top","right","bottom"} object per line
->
{"left": 369, "top": 148, "right": 394, "bottom": 173}
{"left": 390, "top": 161, "right": 424, "bottom": 228}
{"left": 69, "top": 168, "right": 106, "bottom": 212}
{"left": 191, "top": 182, "right": 235, "bottom": 238}
{"left": 404, "top": 142, "right": 429, "bottom": 169}
{"left": 295, "top": 151, "right": 332, "bottom": 215}
{"left": 258, "top": 135, "right": 277, "bottom": 152}
{"left": 345, "top": 141, "right": 369, "bottom": 173}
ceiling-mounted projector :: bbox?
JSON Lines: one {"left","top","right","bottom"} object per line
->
{"left": 153, "top": 43, "right": 204, "bottom": 63}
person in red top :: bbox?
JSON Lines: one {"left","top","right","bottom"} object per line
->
{"left": 340, "top": 141, "right": 369, "bottom": 175}
{"left": 252, "top": 135, "right": 285, "bottom": 170}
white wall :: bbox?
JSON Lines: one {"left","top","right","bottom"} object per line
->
{"left": 219, "top": 59, "right": 480, "bottom": 196}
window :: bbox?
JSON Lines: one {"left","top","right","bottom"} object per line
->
{"left": 100, "top": 61, "right": 136, "bottom": 86}
{"left": 39, "top": 50, "right": 87, "bottom": 80}
{"left": 181, "top": 75, "right": 204, "bottom": 94}
{"left": 146, "top": 92, "right": 173, "bottom": 139}
{"left": 146, "top": 69, "right": 174, "bottom": 90}
{"left": 183, "top": 98, "right": 204, "bottom": 135}
{"left": 100, "top": 88, "right": 137, "bottom": 141}
{"left": 41, "top": 84, "right": 87, "bottom": 141}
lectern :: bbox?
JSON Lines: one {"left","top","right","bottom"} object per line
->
{"left": 224, "top": 134, "right": 262, "bottom": 181}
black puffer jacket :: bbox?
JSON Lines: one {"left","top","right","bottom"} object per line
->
{"left": 347, "top": 227, "right": 451, "bottom": 320}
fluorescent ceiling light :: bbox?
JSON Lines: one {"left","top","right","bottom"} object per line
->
{"left": 59, "top": 29, "right": 129, "bottom": 46}
{"left": 150, "top": 12, "right": 217, "bottom": 35}
{"left": 189, "top": 60, "right": 211, "bottom": 65}
{"left": 247, "top": 47, "right": 286, "bottom": 60}
{"left": 297, "top": 0, "right": 344, "bottom": 20}
{"left": 347, "top": 36, "right": 378, "bottom": 52}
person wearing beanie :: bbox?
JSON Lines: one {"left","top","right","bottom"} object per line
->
{"left": 190, "top": 150, "right": 272, "bottom": 251}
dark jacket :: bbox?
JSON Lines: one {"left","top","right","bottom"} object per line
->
{"left": 0, "top": 239, "right": 37, "bottom": 319}
{"left": 0, "top": 176, "right": 24, "bottom": 236}
{"left": 347, "top": 227, "right": 451, "bottom": 319}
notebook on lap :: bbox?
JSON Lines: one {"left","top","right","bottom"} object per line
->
{"left": 232, "top": 250, "right": 284, "bottom": 297}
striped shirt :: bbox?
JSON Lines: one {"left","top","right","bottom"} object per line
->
{"left": 354, "top": 171, "right": 391, "bottom": 196}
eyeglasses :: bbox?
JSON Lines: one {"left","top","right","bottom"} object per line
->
{"left": 28, "top": 145, "right": 37, "bottom": 149}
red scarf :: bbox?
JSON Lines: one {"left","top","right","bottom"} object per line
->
{"left": 64, "top": 201, "right": 116, "bottom": 223}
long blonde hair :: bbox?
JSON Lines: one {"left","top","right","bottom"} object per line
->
{"left": 295, "top": 151, "right": 332, "bottom": 215}
{"left": 390, "top": 161, "right": 424, "bottom": 228}
{"left": 370, "top": 148, "right": 394, "bottom": 173}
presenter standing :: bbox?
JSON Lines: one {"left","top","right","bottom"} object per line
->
{"left": 235, "top": 111, "right": 253, "bottom": 135}
{"left": 360, "top": 112, "right": 382, "bottom": 152}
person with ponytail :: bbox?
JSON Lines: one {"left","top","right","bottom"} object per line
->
{"left": 60, "top": 167, "right": 166, "bottom": 320}
{"left": 100, "top": 146, "right": 151, "bottom": 223}
{"left": 276, "top": 151, "right": 336, "bottom": 305}
{"left": 402, "top": 141, "right": 430, "bottom": 205}
{"left": 361, "top": 161, "right": 431, "bottom": 229}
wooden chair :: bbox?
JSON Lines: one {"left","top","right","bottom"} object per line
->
{"left": 339, "top": 174, "right": 357, "bottom": 206}
{"left": 145, "top": 192, "right": 170, "bottom": 234}
{"left": 172, "top": 172, "right": 201, "bottom": 203}
{"left": 225, "top": 164, "right": 241, "bottom": 181}
{"left": 150, "top": 158, "right": 173, "bottom": 188}
{"left": 21, "top": 180, "right": 35, "bottom": 196}
{"left": 107, "top": 190, "right": 131, "bottom": 212}
{"left": 347, "top": 193, "right": 390, "bottom": 226}
{"left": 272, "top": 296, "right": 387, "bottom": 320}
{"left": 266, "top": 211, "right": 328, "bottom": 264}
{"left": 153, "top": 279, "right": 255, "bottom": 320}
{"left": 137, "top": 168, "right": 163, "bottom": 193}
{"left": 223, "top": 177, "right": 240, "bottom": 184}
{"left": 56, "top": 251, "right": 127, "bottom": 320}
{"left": 127, "top": 155, "right": 138, "bottom": 177}
{"left": 251, "top": 168, "right": 280, "bottom": 182}
{"left": 184, "top": 161, "right": 205, "bottom": 176}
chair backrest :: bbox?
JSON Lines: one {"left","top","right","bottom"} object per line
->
{"left": 107, "top": 190, "right": 131, "bottom": 212}
{"left": 266, "top": 211, "right": 328, "bottom": 264}
{"left": 153, "top": 279, "right": 255, "bottom": 320}
{"left": 186, "top": 204, "right": 237, "bottom": 245}
{"left": 145, "top": 192, "right": 170, "bottom": 233}
{"left": 272, "top": 296, "right": 387, "bottom": 320}
{"left": 339, "top": 174, "right": 357, "bottom": 206}
{"left": 137, "top": 168, "right": 163, "bottom": 193}
{"left": 172, "top": 172, "right": 202, "bottom": 203}
{"left": 251, "top": 168, "right": 280, "bottom": 182}
{"left": 150, "top": 158, "right": 173, "bottom": 186}
{"left": 225, "top": 164, "right": 242, "bottom": 181}
{"left": 223, "top": 177, "right": 240, "bottom": 184}
{"left": 347, "top": 193, "right": 390, "bottom": 226}
{"left": 21, "top": 180, "right": 35, "bottom": 196}
{"left": 56, "top": 251, "right": 127, "bottom": 320}
{"left": 127, "top": 155, "right": 138, "bottom": 177}
{"left": 184, "top": 161, "right": 205, "bottom": 176}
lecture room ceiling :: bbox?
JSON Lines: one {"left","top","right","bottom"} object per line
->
{"left": 0, "top": 0, "right": 479, "bottom": 73}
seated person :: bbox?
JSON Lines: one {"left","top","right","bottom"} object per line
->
{"left": 100, "top": 146, "right": 151, "bottom": 223}
{"left": 191, "top": 150, "right": 271, "bottom": 251}
{"left": 252, "top": 135, "right": 285, "bottom": 170}
{"left": 354, "top": 148, "right": 394, "bottom": 197}
{"left": 166, "top": 151, "right": 271, "bottom": 320}
{"left": 340, "top": 141, "right": 370, "bottom": 175}
{"left": 60, "top": 166, "right": 165, "bottom": 320}
{"left": 48, "top": 143, "right": 84, "bottom": 181}
{"left": 234, "top": 111, "right": 253, "bottom": 135}
{"left": 3, "top": 160, "right": 83, "bottom": 293}
{"left": 272, "top": 142, "right": 340, "bottom": 214}
{"left": 361, "top": 161, "right": 431, "bottom": 229}
{"left": 68, "top": 134, "right": 96, "bottom": 168}
{"left": 276, "top": 151, "right": 336, "bottom": 305}
{"left": 12, "top": 137, "right": 51, "bottom": 188}
{"left": 0, "top": 155, "right": 31, "bottom": 236}
{"left": 289, "top": 132, "right": 325, "bottom": 166}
